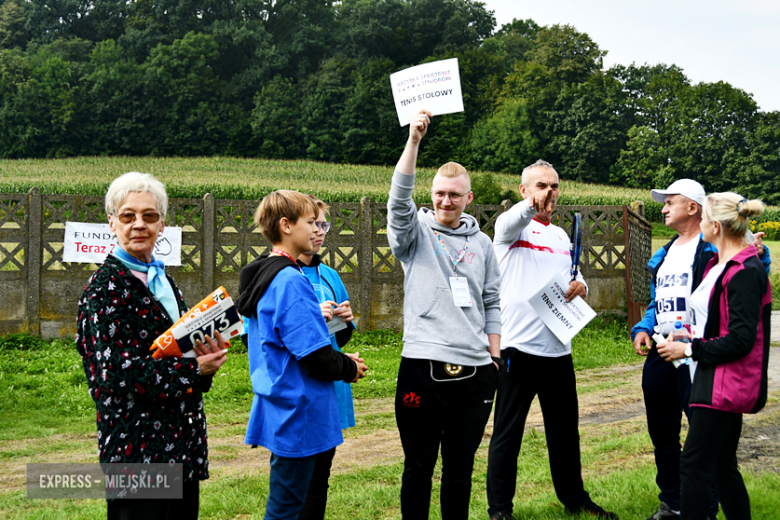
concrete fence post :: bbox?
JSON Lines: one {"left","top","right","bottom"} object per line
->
{"left": 26, "top": 188, "right": 42, "bottom": 336}
{"left": 358, "top": 196, "right": 373, "bottom": 332}
{"left": 202, "top": 193, "right": 216, "bottom": 295}
{"left": 630, "top": 200, "right": 645, "bottom": 219}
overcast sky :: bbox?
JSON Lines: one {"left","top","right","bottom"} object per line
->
{"left": 482, "top": 0, "right": 780, "bottom": 113}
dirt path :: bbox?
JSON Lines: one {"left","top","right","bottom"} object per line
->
{"left": 3, "top": 349, "right": 778, "bottom": 493}
{"left": 328, "top": 348, "right": 780, "bottom": 476}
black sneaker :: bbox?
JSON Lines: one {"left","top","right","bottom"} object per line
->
{"left": 646, "top": 502, "right": 680, "bottom": 520}
{"left": 489, "top": 511, "right": 515, "bottom": 520}
{"left": 566, "top": 502, "right": 619, "bottom": 519}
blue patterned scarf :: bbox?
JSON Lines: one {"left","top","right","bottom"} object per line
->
{"left": 113, "top": 246, "right": 181, "bottom": 322}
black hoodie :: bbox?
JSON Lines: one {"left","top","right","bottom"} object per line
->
{"left": 236, "top": 253, "right": 357, "bottom": 383}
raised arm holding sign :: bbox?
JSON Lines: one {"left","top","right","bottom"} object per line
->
{"left": 387, "top": 109, "right": 503, "bottom": 518}
{"left": 389, "top": 58, "right": 465, "bottom": 126}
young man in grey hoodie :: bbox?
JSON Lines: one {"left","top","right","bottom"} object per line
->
{"left": 388, "top": 108, "right": 502, "bottom": 520}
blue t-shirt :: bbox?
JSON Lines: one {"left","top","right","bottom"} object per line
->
{"left": 244, "top": 268, "right": 343, "bottom": 457}
{"left": 300, "top": 263, "right": 356, "bottom": 430}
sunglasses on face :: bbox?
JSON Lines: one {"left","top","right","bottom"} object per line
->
{"left": 116, "top": 212, "right": 162, "bottom": 224}
{"left": 315, "top": 221, "right": 331, "bottom": 233}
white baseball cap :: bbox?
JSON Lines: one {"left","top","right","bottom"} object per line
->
{"left": 651, "top": 179, "right": 705, "bottom": 206}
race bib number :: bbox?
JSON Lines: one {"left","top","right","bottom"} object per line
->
{"left": 657, "top": 273, "right": 689, "bottom": 289}
{"left": 656, "top": 297, "right": 687, "bottom": 314}
{"left": 655, "top": 272, "right": 691, "bottom": 328}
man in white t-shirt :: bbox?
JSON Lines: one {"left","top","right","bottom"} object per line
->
{"left": 632, "top": 179, "right": 772, "bottom": 520}
{"left": 486, "top": 160, "right": 617, "bottom": 520}
{"left": 631, "top": 179, "right": 718, "bottom": 520}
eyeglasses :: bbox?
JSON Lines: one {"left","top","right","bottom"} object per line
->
{"left": 431, "top": 190, "right": 471, "bottom": 203}
{"left": 315, "top": 221, "right": 331, "bottom": 233}
{"left": 116, "top": 212, "right": 161, "bottom": 224}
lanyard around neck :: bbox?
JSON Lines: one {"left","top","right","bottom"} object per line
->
{"left": 272, "top": 248, "right": 303, "bottom": 273}
{"left": 432, "top": 230, "right": 469, "bottom": 276}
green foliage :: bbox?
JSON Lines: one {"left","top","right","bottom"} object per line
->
{"left": 571, "top": 315, "right": 636, "bottom": 370}
{"left": 146, "top": 31, "right": 225, "bottom": 155}
{"left": 468, "top": 97, "right": 538, "bottom": 173}
{"left": 300, "top": 57, "right": 354, "bottom": 162}
{"left": 0, "top": 0, "right": 27, "bottom": 49}
{"left": 770, "top": 272, "right": 780, "bottom": 312}
{"left": 726, "top": 112, "right": 780, "bottom": 206}
{"left": 470, "top": 169, "right": 514, "bottom": 205}
{"left": 0, "top": 332, "right": 57, "bottom": 350}
{"left": 488, "top": 17, "right": 540, "bottom": 65}
{"left": 751, "top": 221, "right": 780, "bottom": 241}
{"left": 338, "top": 58, "right": 404, "bottom": 165}
{"left": 252, "top": 75, "right": 304, "bottom": 159}
{"left": 344, "top": 329, "right": 404, "bottom": 399}
{"left": 0, "top": 3, "right": 778, "bottom": 202}
{"left": 761, "top": 207, "right": 780, "bottom": 224}
{"left": 336, "top": 0, "right": 494, "bottom": 65}
{"left": 524, "top": 24, "right": 606, "bottom": 85}
{"left": 610, "top": 126, "right": 664, "bottom": 188}
{"left": 651, "top": 222, "right": 677, "bottom": 238}
{"left": 0, "top": 335, "right": 93, "bottom": 440}
{"left": 4, "top": 327, "right": 780, "bottom": 518}
{"left": 0, "top": 156, "right": 673, "bottom": 215}
{"left": 545, "top": 73, "right": 631, "bottom": 183}
{"left": 665, "top": 81, "right": 758, "bottom": 194}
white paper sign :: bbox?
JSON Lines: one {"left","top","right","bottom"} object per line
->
{"left": 63, "top": 222, "right": 182, "bottom": 266}
{"left": 389, "top": 58, "right": 465, "bottom": 126}
{"left": 528, "top": 274, "right": 597, "bottom": 344}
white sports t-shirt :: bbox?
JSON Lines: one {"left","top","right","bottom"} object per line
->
{"left": 689, "top": 263, "right": 726, "bottom": 340}
{"left": 494, "top": 199, "right": 587, "bottom": 357}
{"left": 654, "top": 236, "right": 700, "bottom": 335}
{"left": 686, "top": 262, "right": 725, "bottom": 381}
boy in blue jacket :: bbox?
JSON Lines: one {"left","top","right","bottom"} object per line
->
{"left": 236, "top": 190, "right": 367, "bottom": 520}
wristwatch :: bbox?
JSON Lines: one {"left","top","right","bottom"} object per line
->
{"left": 684, "top": 344, "right": 693, "bottom": 358}
{"left": 491, "top": 356, "right": 505, "bottom": 371}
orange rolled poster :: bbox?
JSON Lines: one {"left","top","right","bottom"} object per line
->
{"left": 150, "top": 286, "right": 244, "bottom": 359}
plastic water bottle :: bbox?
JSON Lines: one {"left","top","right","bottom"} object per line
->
{"left": 672, "top": 320, "right": 690, "bottom": 368}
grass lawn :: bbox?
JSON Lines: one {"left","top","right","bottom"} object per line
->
{"left": 1, "top": 326, "right": 778, "bottom": 519}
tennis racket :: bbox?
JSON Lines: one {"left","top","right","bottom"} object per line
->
{"left": 569, "top": 213, "right": 583, "bottom": 282}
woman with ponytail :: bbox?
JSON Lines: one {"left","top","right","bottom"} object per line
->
{"left": 658, "top": 192, "right": 771, "bottom": 519}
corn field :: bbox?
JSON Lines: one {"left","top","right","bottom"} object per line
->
{"left": 2, "top": 157, "right": 776, "bottom": 223}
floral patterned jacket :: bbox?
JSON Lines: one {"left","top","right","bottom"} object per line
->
{"left": 76, "top": 255, "right": 213, "bottom": 481}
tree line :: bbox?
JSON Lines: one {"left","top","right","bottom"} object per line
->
{"left": 0, "top": 0, "right": 778, "bottom": 203}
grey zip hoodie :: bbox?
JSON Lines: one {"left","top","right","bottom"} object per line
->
{"left": 387, "top": 170, "right": 502, "bottom": 366}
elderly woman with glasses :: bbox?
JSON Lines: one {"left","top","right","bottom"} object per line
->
{"left": 295, "top": 195, "right": 362, "bottom": 520}
{"left": 76, "top": 172, "right": 227, "bottom": 520}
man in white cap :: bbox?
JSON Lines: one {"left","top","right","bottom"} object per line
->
{"left": 631, "top": 179, "right": 771, "bottom": 520}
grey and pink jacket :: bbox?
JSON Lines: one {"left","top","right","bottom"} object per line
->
{"left": 689, "top": 247, "right": 772, "bottom": 414}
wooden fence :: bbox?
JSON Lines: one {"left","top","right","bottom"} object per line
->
{"left": 0, "top": 189, "right": 652, "bottom": 338}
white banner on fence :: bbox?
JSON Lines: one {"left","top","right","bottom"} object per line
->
{"left": 63, "top": 222, "right": 182, "bottom": 266}
{"left": 389, "top": 58, "right": 464, "bottom": 126}
{"left": 527, "top": 273, "right": 597, "bottom": 345}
